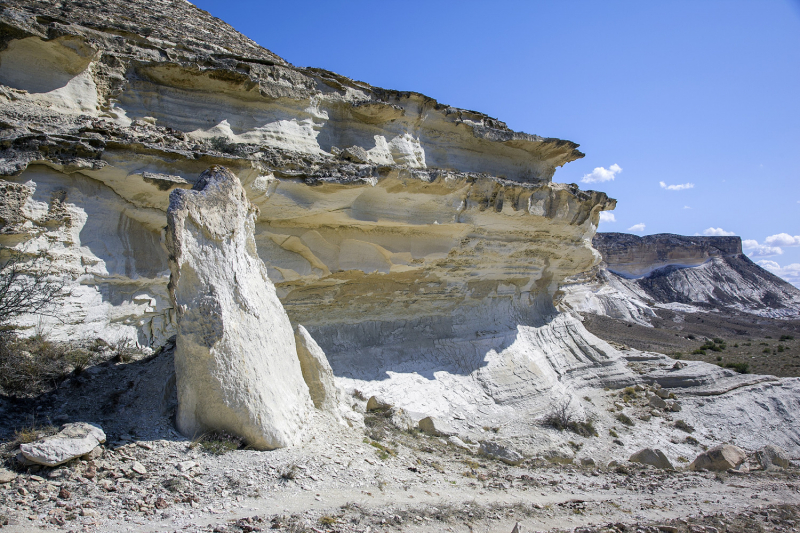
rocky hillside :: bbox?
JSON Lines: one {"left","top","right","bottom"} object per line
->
{"left": 3, "top": 3, "right": 800, "bottom": 533}
{"left": 559, "top": 232, "right": 800, "bottom": 324}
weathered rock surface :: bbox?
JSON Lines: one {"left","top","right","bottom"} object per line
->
{"left": 689, "top": 444, "right": 746, "bottom": 472}
{"left": 0, "top": 0, "right": 602, "bottom": 350}
{"left": 629, "top": 448, "right": 673, "bottom": 470}
{"left": 479, "top": 441, "right": 525, "bottom": 466}
{"left": 19, "top": 422, "right": 105, "bottom": 467}
{"left": 166, "top": 166, "right": 312, "bottom": 449}
{"left": 418, "top": 416, "right": 456, "bottom": 437}
{"left": 758, "top": 445, "right": 790, "bottom": 470}
{"left": 559, "top": 233, "right": 800, "bottom": 324}
{"left": 295, "top": 324, "right": 346, "bottom": 423}
{"left": 0, "top": 468, "right": 17, "bottom": 483}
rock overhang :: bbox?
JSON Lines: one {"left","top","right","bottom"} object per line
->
{"left": 0, "top": 0, "right": 616, "bottom": 346}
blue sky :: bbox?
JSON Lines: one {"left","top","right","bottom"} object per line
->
{"left": 192, "top": 0, "right": 800, "bottom": 286}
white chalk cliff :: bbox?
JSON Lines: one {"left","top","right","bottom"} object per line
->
{"left": 3, "top": 0, "right": 800, "bottom": 457}
{"left": 166, "top": 166, "right": 312, "bottom": 449}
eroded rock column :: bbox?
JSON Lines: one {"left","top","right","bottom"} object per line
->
{"left": 166, "top": 166, "right": 312, "bottom": 450}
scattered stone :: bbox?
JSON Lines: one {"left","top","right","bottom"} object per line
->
{"left": 366, "top": 396, "right": 391, "bottom": 412}
{"left": 58, "top": 487, "right": 71, "bottom": 499}
{"left": 655, "top": 388, "right": 671, "bottom": 399}
{"left": 672, "top": 361, "right": 687, "bottom": 370}
{"left": 543, "top": 449, "right": 574, "bottom": 465}
{"left": 629, "top": 448, "right": 674, "bottom": 470}
{"left": 81, "top": 509, "right": 98, "bottom": 518}
{"left": 511, "top": 522, "right": 523, "bottom": 533}
{"left": 19, "top": 422, "right": 106, "bottom": 467}
{"left": 449, "top": 436, "right": 479, "bottom": 453}
{"left": 131, "top": 461, "right": 147, "bottom": 475}
{"left": 580, "top": 457, "right": 596, "bottom": 467}
{"left": 0, "top": 468, "right": 17, "bottom": 483}
{"left": 177, "top": 460, "right": 197, "bottom": 472}
{"left": 388, "top": 407, "right": 414, "bottom": 432}
{"left": 81, "top": 445, "right": 103, "bottom": 460}
{"left": 418, "top": 416, "right": 456, "bottom": 437}
{"left": 758, "top": 444, "right": 790, "bottom": 470}
{"left": 690, "top": 444, "right": 746, "bottom": 471}
{"left": 649, "top": 395, "right": 667, "bottom": 409}
{"left": 480, "top": 441, "right": 524, "bottom": 466}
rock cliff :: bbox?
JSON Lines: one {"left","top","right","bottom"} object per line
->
{"left": 0, "top": 0, "right": 609, "bottom": 349}
{"left": 4, "top": 0, "right": 800, "bottom": 464}
{"left": 559, "top": 233, "right": 800, "bottom": 324}
{"left": 0, "top": 0, "right": 626, "bottom": 435}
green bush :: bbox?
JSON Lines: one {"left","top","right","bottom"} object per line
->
{"left": 615, "top": 413, "right": 634, "bottom": 427}
{"left": 724, "top": 362, "right": 750, "bottom": 374}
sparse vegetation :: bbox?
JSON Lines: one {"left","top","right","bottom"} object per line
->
{"left": 0, "top": 248, "right": 71, "bottom": 328}
{"left": 724, "top": 361, "right": 750, "bottom": 373}
{"left": 675, "top": 419, "right": 695, "bottom": 433}
{"left": 780, "top": 335, "right": 794, "bottom": 341}
{"left": 195, "top": 431, "right": 244, "bottom": 455}
{"left": 0, "top": 335, "right": 118, "bottom": 396}
{"left": 542, "top": 398, "right": 597, "bottom": 437}
{"left": 615, "top": 413, "right": 634, "bottom": 427}
{"left": 12, "top": 422, "right": 58, "bottom": 446}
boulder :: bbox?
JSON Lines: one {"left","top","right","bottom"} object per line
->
{"left": 758, "top": 445, "right": 790, "bottom": 470}
{"left": 629, "top": 448, "right": 673, "bottom": 470}
{"left": 543, "top": 449, "right": 574, "bottom": 465}
{"left": 418, "top": 416, "right": 456, "bottom": 437}
{"left": 649, "top": 395, "right": 667, "bottom": 409}
{"left": 449, "top": 436, "right": 479, "bottom": 453}
{"left": 0, "top": 468, "right": 17, "bottom": 483}
{"left": 366, "top": 396, "right": 391, "bottom": 412}
{"left": 388, "top": 407, "right": 415, "bottom": 432}
{"left": 167, "top": 167, "right": 313, "bottom": 450}
{"left": 655, "top": 388, "right": 671, "bottom": 399}
{"left": 689, "top": 444, "right": 746, "bottom": 471}
{"left": 295, "top": 325, "right": 346, "bottom": 423}
{"left": 480, "top": 441, "right": 524, "bottom": 466}
{"left": 19, "top": 423, "right": 106, "bottom": 467}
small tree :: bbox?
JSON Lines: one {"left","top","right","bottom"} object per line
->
{"left": 0, "top": 247, "right": 71, "bottom": 328}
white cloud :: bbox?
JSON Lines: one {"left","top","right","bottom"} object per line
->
{"left": 599, "top": 212, "right": 616, "bottom": 223}
{"left": 581, "top": 164, "right": 622, "bottom": 184}
{"left": 702, "top": 227, "right": 736, "bottom": 237}
{"left": 627, "top": 223, "right": 646, "bottom": 232}
{"left": 683, "top": 206, "right": 691, "bottom": 209}
{"left": 764, "top": 233, "right": 800, "bottom": 247}
{"left": 757, "top": 260, "right": 800, "bottom": 288}
{"left": 659, "top": 181, "right": 694, "bottom": 191}
{"left": 743, "top": 239, "right": 783, "bottom": 257}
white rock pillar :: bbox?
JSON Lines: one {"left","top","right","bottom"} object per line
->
{"left": 166, "top": 166, "right": 312, "bottom": 450}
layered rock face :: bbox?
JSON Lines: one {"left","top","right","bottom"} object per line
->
{"left": 0, "top": 0, "right": 609, "bottom": 351}
{"left": 559, "top": 233, "right": 800, "bottom": 324}
{"left": 0, "top": 0, "right": 631, "bottom": 434}
{"left": 166, "top": 167, "right": 312, "bottom": 449}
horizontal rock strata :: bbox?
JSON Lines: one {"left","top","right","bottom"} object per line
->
{"left": 559, "top": 233, "right": 800, "bottom": 323}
